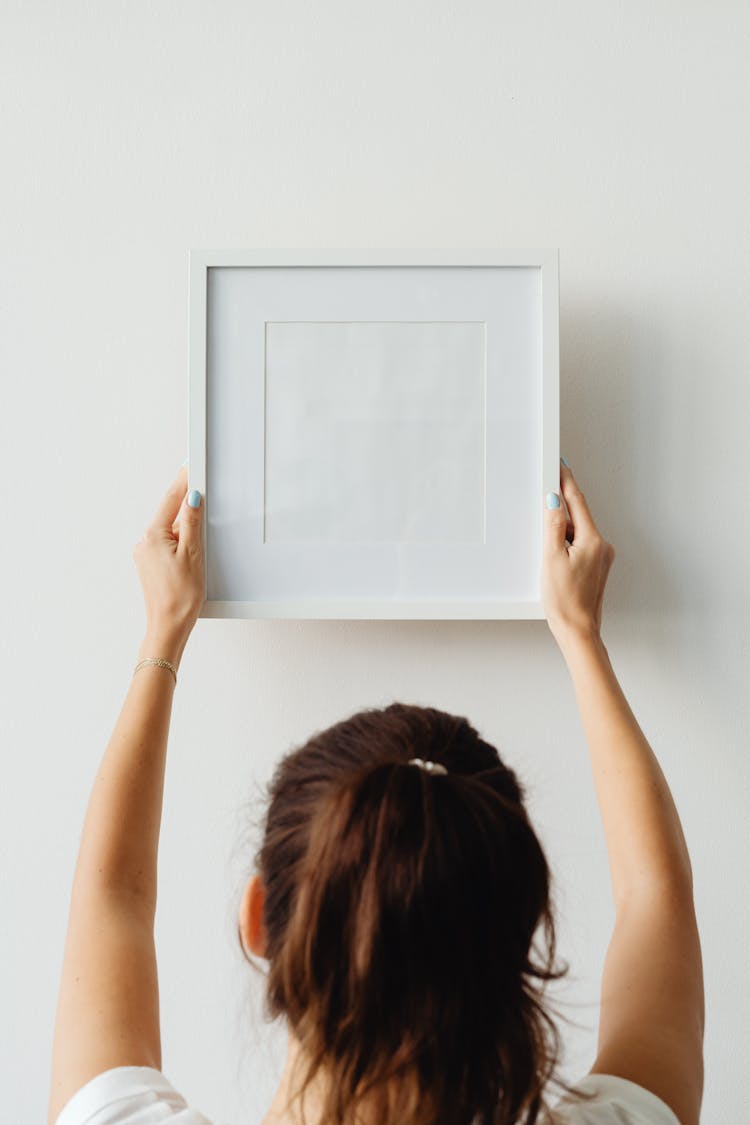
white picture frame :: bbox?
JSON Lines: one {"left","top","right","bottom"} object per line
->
{"left": 188, "top": 249, "right": 559, "bottom": 620}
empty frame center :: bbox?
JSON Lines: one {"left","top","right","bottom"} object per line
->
{"left": 263, "top": 321, "right": 486, "bottom": 544}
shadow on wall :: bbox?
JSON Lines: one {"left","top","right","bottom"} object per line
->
{"left": 560, "top": 297, "right": 678, "bottom": 620}
{"left": 560, "top": 295, "right": 746, "bottom": 705}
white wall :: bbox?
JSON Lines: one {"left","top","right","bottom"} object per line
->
{"left": 2, "top": 3, "right": 747, "bottom": 1121}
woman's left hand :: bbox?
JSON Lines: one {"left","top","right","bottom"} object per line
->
{"left": 133, "top": 465, "right": 205, "bottom": 643}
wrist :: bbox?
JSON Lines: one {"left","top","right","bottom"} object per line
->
{"left": 552, "top": 623, "right": 606, "bottom": 661}
{"left": 139, "top": 623, "right": 192, "bottom": 670}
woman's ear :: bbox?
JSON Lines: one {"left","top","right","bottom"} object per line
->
{"left": 239, "top": 873, "right": 269, "bottom": 959}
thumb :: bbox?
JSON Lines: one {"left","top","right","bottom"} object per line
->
{"left": 543, "top": 490, "right": 568, "bottom": 554}
{"left": 177, "top": 488, "right": 203, "bottom": 555}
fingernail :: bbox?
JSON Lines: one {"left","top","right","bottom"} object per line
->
{"left": 181, "top": 458, "right": 188, "bottom": 467}
{"left": 188, "top": 489, "right": 201, "bottom": 508}
{"left": 546, "top": 492, "right": 560, "bottom": 509}
{"left": 560, "top": 456, "right": 570, "bottom": 468}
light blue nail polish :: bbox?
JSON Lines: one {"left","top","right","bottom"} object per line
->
{"left": 560, "top": 456, "right": 569, "bottom": 467}
{"left": 188, "top": 489, "right": 201, "bottom": 508}
{"left": 181, "top": 458, "right": 188, "bottom": 467}
{"left": 546, "top": 492, "right": 560, "bottom": 509}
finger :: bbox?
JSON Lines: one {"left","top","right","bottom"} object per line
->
{"left": 176, "top": 486, "right": 203, "bottom": 556}
{"left": 594, "top": 547, "right": 615, "bottom": 628}
{"left": 543, "top": 490, "right": 569, "bottom": 554}
{"left": 561, "top": 492, "right": 574, "bottom": 543}
{"left": 559, "top": 463, "right": 600, "bottom": 544}
{"left": 150, "top": 466, "right": 189, "bottom": 532}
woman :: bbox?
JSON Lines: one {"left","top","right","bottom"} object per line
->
{"left": 47, "top": 459, "right": 704, "bottom": 1125}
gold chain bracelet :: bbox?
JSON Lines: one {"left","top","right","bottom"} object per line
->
{"left": 133, "top": 657, "right": 178, "bottom": 685}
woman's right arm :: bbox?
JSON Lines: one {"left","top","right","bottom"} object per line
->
{"left": 542, "top": 462, "right": 704, "bottom": 1125}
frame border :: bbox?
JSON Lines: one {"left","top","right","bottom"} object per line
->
{"left": 188, "top": 249, "right": 559, "bottom": 620}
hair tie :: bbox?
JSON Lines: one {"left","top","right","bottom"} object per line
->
{"left": 407, "top": 757, "right": 448, "bottom": 776}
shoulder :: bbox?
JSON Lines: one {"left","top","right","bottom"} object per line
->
{"left": 52, "top": 1066, "right": 215, "bottom": 1125}
{"left": 51, "top": 1064, "right": 681, "bottom": 1125}
{"left": 547, "top": 1074, "right": 682, "bottom": 1124}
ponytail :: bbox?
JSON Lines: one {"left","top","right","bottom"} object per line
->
{"left": 249, "top": 703, "right": 565, "bottom": 1124}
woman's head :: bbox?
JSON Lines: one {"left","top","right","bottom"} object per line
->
{"left": 239, "top": 703, "right": 564, "bottom": 1125}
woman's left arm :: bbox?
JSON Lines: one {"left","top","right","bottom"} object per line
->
{"left": 47, "top": 466, "right": 205, "bottom": 1125}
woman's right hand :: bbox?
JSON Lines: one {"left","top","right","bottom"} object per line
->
{"left": 541, "top": 460, "right": 616, "bottom": 645}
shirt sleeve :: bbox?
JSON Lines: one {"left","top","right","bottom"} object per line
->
{"left": 53, "top": 1066, "right": 215, "bottom": 1125}
{"left": 549, "top": 1073, "right": 681, "bottom": 1123}
{"left": 53, "top": 1065, "right": 680, "bottom": 1125}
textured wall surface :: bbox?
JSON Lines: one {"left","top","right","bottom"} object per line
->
{"left": 2, "top": 3, "right": 747, "bottom": 1121}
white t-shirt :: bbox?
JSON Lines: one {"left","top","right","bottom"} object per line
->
{"left": 53, "top": 1065, "right": 681, "bottom": 1125}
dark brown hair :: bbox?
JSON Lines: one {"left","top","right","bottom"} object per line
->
{"left": 240, "top": 703, "right": 566, "bottom": 1124}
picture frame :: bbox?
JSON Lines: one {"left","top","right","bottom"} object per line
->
{"left": 188, "top": 249, "right": 559, "bottom": 619}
